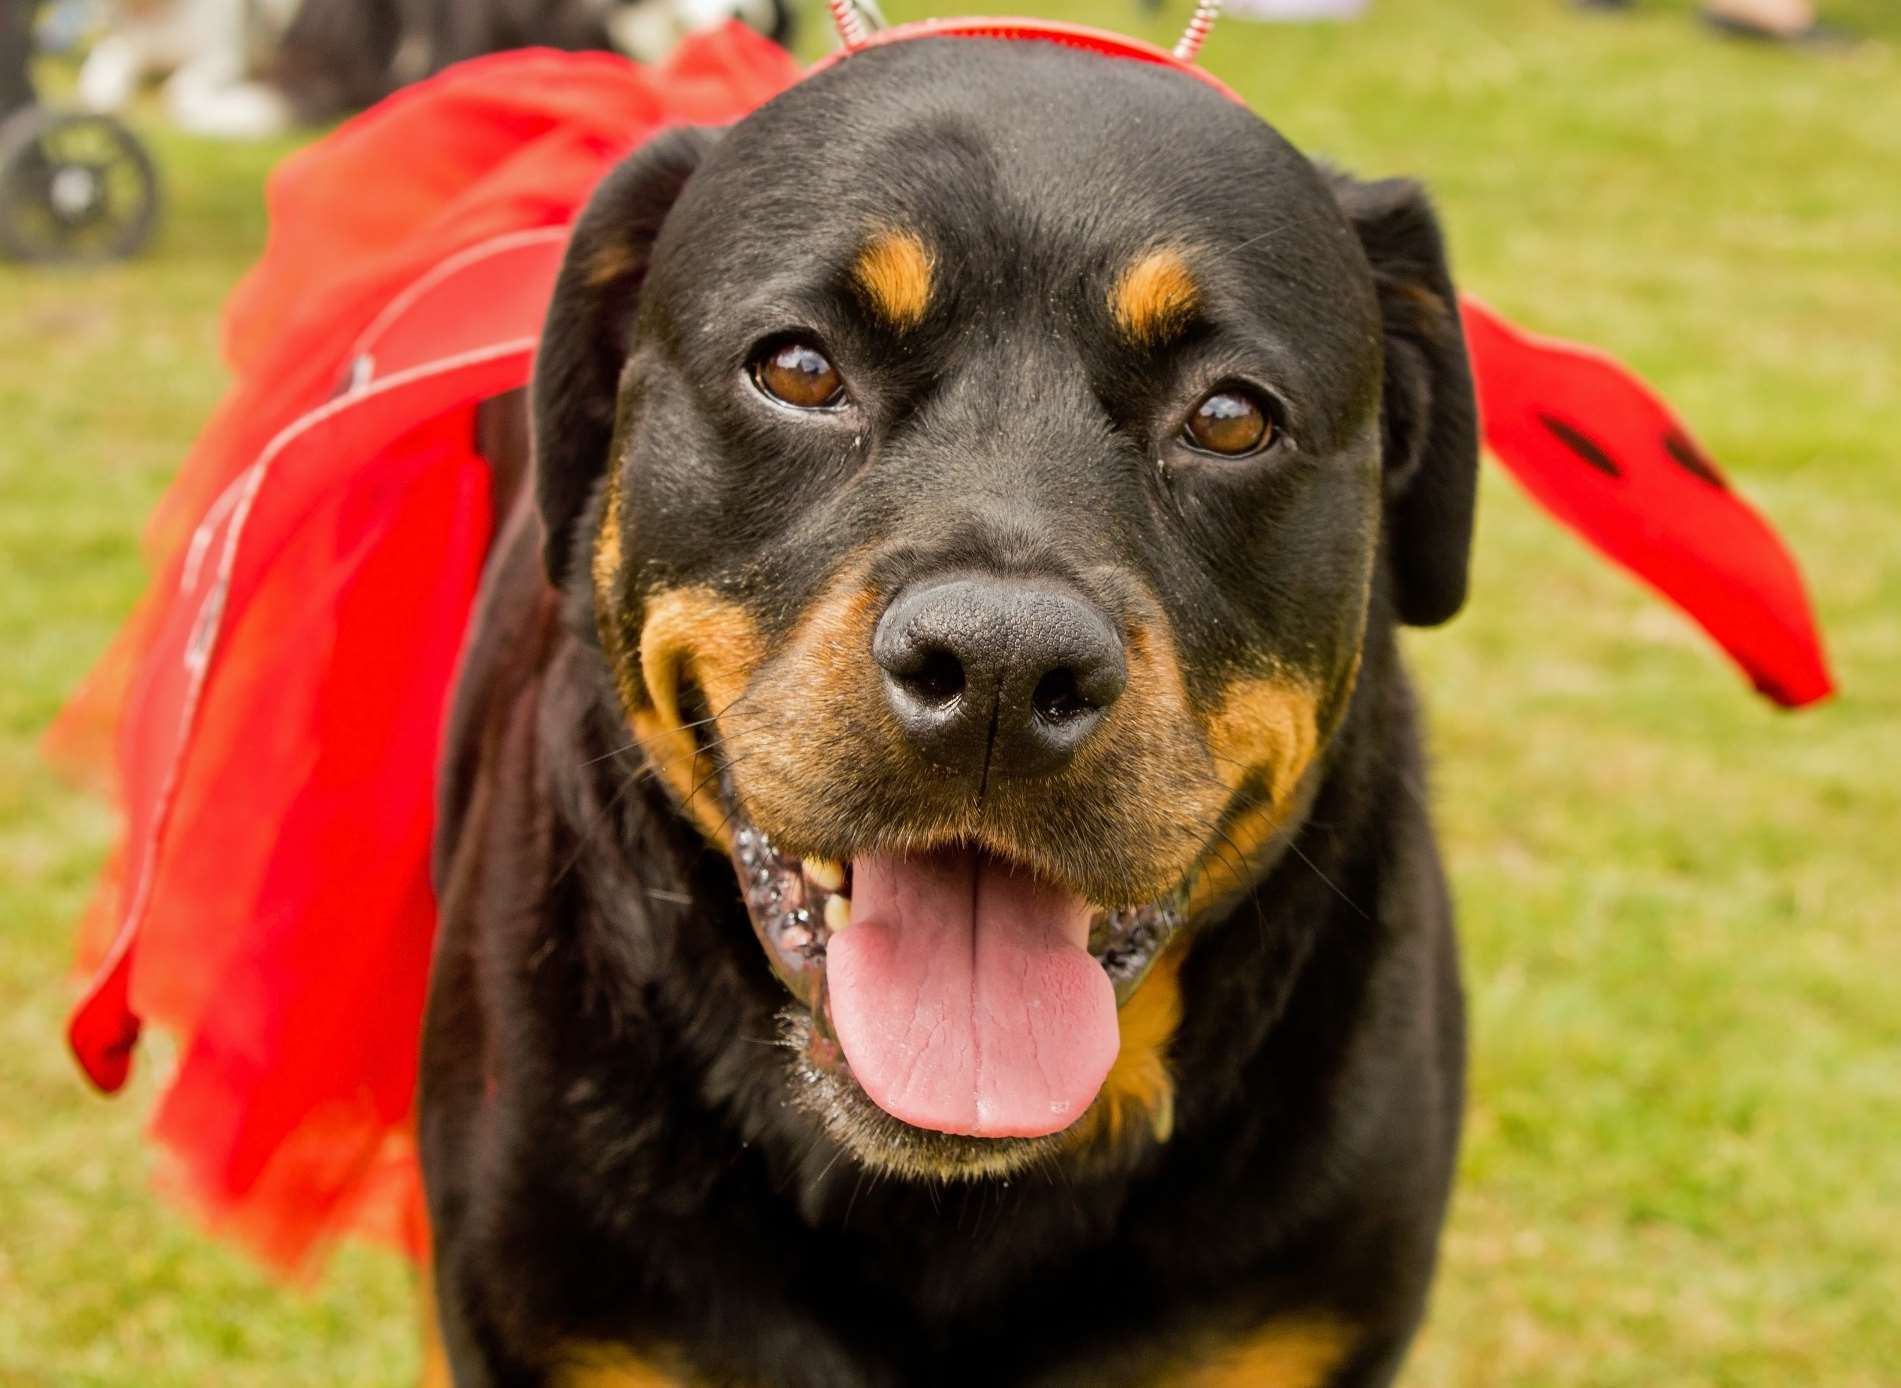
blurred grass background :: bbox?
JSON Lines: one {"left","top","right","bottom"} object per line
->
{"left": 2, "top": 0, "right": 1897, "bottom": 1382}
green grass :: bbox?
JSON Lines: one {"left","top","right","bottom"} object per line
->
{"left": 3, "top": 2, "right": 1897, "bottom": 1382}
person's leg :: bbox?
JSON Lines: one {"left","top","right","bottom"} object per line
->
{"left": 1, "top": 0, "right": 35, "bottom": 115}
{"left": 1702, "top": 0, "right": 1840, "bottom": 41}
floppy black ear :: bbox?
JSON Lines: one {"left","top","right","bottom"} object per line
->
{"left": 1331, "top": 175, "right": 1480, "bottom": 627}
{"left": 533, "top": 126, "right": 720, "bottom": 586}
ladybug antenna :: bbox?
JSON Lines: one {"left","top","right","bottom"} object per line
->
{"left": 826, "top": 0, "right": 885, "bottom": 50}
{"left": 1173, "top": 0, "right": 1222, "bottom": 61}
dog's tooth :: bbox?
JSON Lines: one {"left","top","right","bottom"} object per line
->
{"left": 824, "top": 893, "right": 852, "bottom": 935}
{"left": 804, "top": 857, "right": 846, "bottom": 893}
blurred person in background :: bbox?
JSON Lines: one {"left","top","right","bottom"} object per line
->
{"left": 1222, "top": 0, "right": 1368, "bottom": 21}
{"left": 77, "top": 0, "right": 298, "bottom": 137}
{"left": 3, "top": 1, "right": 34, "bottom": 113}
{"left": 69, "top": 0, "right": 797, "bottom": 138}
{"left": 1578, "top": 0, "right": 1850, "bottom": 45}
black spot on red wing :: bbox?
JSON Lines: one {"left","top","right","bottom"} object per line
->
{"left": 1663, "top": 428, "right": 1729, "bottom": 490}
{"left": 1537, "top": 412, "right": 1622, "bottom": 478}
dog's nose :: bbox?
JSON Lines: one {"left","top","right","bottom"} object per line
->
{"left": 873, "top": 576, "right": 1126, "bottom": 782}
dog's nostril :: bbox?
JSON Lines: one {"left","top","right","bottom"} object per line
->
{"left": 873, "top": 575, "right": 1124, "bottom": 781}
{"left": 905, "top": 647, "right": 966, "bottom": 706}
{"left": 1031, "top": 667, "right": 1091, "bottom": 723}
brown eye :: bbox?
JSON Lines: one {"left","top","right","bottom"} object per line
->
{"left": 753, "top": 340, "right": 845, "bottom": 410}
{"left": 1183, "top": 389, "right": 1273, "bottom": 457}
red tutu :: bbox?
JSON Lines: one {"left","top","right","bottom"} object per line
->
{"left": 50, "top": 24, "right": 803, "bottom": 1273}
{"left": 49, "top": 18, "right": 1827, "bottom": 1277}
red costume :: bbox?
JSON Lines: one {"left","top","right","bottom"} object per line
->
{"left": 48, "top": 19, "right": 1829, "bottom": 1274}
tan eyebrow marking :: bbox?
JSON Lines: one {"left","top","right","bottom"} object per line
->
{"left": 1109, "top": 247, "right": 1200, "bottom": 347}
{"left": 851, "top": 228, "right": 935, "bottom": 332}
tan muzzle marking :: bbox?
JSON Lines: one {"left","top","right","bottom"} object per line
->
{"left": 630, "top": 587, "right": 765, "bottom": 845}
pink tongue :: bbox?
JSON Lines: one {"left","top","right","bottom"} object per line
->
{"left": 825, "top": 849, "right": 1118, "bottom": 1138}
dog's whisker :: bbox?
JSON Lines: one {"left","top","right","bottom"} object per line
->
{"left": 582, "top": 695, "right": 765, "bottom": 772}
{"left": 554, "top": 736, "right": 751, "bottom": 893}
{"left": 685, "top": 748, "right": 735, "bottom": 805}
{"left": 811, "top": 1143, "right": 849, "bottom": 1192}
{"left": 548, "top": 771, "right": 642, "bottom": 891}
{"left": 1206, "top": 219, "right": 1294, "bottom": 265}
{"left": 1283, "top": 836, "right": 1370, "bottom": 921}
{"left": 580, "top": 738, "right": 641, "bottom": 769}
{"left": 842, "top": 1170, "right": 869, "bottom": 1230}
{"left": 1204, "top": 820, "right": 1257, "bottom": 888}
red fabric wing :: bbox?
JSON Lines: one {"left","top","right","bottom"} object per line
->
{"left": 1461, "top": 298, "right": 1832, "bottom": 708}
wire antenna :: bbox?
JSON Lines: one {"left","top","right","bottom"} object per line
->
{"left": 826, "top": 0, "right": 887, "bottom": 50}
{"left": 1174, "top": 0, "right": 1222, "bottom": 62}
{"left": 825, "top": 0, "right": 866, "bottom": 49}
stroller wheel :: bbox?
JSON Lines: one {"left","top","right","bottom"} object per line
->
{"left": 0, "top": 106, "right": 160, "bottom": 264}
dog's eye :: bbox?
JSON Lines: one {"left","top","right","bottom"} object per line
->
{"left": 753, "top": 340, "right": 846, "bottom": 410}
{"left": 1182, "top": 389, "right": 1274, "bottom": 457}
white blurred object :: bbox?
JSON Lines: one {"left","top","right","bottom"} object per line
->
{"left": 604, "top": 0, "right": 684, "bottom": 64}
{"left": 1225, "top": 0, "right": 1367, "bottom": 20}
{"left": 606, "top": 0, "right": 793, "bottom": 63}
{"left": 77, "top": 0, "right": 231, "bottom": 110}
{"left": 77, "top": 0, "right": 294, "bottom": 138}
{"left": 165, "top": 49, "right": 291, "bottom": 139}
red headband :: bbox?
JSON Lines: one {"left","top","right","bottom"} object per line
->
{"left": 807, "top": 16, "right": 1242, "bottom": 101}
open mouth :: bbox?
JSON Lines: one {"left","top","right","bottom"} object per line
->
{"left": 726, "top": 772, "right": 1186, "bottom": 1144}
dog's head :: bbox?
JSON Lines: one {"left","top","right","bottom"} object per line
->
{"left": 535, "top": 36, "right": 1476, "bottom": 1178}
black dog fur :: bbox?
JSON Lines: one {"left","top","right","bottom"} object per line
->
{"left": 421, "top": 36, "right": 1476, "bottom": 1388}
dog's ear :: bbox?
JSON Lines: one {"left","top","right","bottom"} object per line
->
{"left": 1331, "top": 174, "right": 1480, "bottom": 627}
{"left": 534, "top": 126, "right": 720, "bottom": 586}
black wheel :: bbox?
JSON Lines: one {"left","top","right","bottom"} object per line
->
{"left": 0, "top": 106, "right": 161, "bottom": 264}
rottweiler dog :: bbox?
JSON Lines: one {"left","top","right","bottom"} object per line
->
{"left": 421, "top": 32, "right": 1476, "bottom": 1388}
